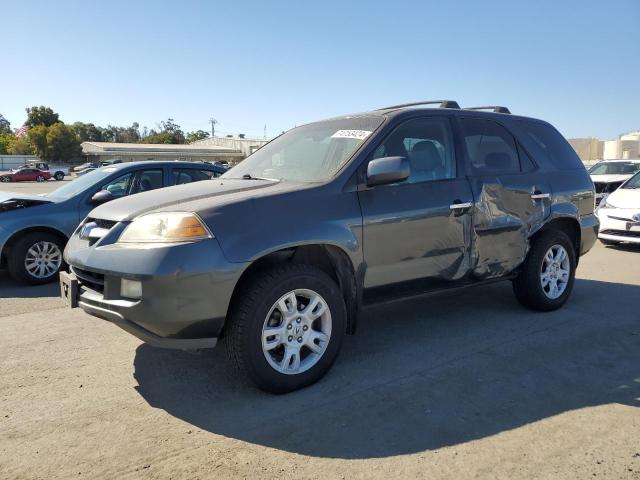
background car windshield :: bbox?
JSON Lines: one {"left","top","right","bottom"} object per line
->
{"left": 589, "top": 162, "right": 640, "bottom": 175}
{"left": 622, "top": 171, "right": 640, "bottom": 189}
{"left": 47, "top": 167, "right": 120, "bottom": 200}
{"left": 222, "top": 116, "right": 383, "bottom": 182}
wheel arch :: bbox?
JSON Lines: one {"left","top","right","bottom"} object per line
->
{"left": 532, "top": 216, "right": 581, "bottom": 261}
{"left": 226, "top": 243, "right": 360, "bottom": 336}
{"left": 1, "top": 226, "right": 69, "bottom": 267}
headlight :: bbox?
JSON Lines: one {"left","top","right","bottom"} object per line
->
{"left": 118, "top": 212, "right": 213, "bottom": 243}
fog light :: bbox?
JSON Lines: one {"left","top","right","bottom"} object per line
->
{"left": 120, "top": 278, "right": 142, "bottom": 299}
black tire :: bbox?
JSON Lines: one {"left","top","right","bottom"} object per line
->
{"left": 7, "top": 232, "right": 65, "bottom": 285}
{"left": 1, "top": 176, "right": 11, "bottom": 182}
{"left": 36, "top": 175, "right": 45, "bottom": 182}
{"left": 599, "top": 238, "right": 620, "bottom": 247}
{"left": 225, "top": 263, "right": 346, "bottom": 394}
{"left": 54, "top": 172, "right": 64, "bottom": 181}
{"left": 513, "top": 229, "right": 576, "bottom": 312}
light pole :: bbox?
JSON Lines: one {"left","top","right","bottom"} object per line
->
{"left": 209, "top": 118, "right": 218, "bottom": 138}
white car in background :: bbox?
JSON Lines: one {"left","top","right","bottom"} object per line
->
{"left": 589, "top": 159, "right": 640, "bottom": 205}
{"left": 596, "top": 170, "right": 640, "bottom": 246}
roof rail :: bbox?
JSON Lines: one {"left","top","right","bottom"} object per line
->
{"left": 377, "top": 100, "right": 460, "bottom": 110}
{"left": 466, "top": 106, "right": 511, "bottom": 114}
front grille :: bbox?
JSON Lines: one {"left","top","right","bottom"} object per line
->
{"left": 593, "top": 182, "right": 623, "bottom": 194}
{"left": 71, "top": 266, "right": 105, "bottom": 293}
{"left": 600, "top": 229, "right": 640, "bottom": 238}
{"left": 86, "top": 218, "right": 118, "bottom": 230}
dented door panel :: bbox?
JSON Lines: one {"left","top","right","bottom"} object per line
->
{"left": 468, "top": 173, "right": 551, "bottom": 278}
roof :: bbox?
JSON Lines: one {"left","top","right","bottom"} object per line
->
{"left": 81, "top": 141, "right": 240, "bottom": 155}
{"left": 94, "top": 160, "right": 226, "bottom": 171}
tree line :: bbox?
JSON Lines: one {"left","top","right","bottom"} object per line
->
{"left": 0, "top": 106, "right": 211, "bottom": 163}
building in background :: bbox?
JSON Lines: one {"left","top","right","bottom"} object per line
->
{"left": 567, "top": 138, "right": 603, "bottom": 163}
{"left": 568, "top": 130, "right": 640, "bottom": 164}
{"left": 603, "top": 130, "right": 640, "bottom": 160}
{"left": 81, "top": 142, "right": 244, "bottom": 165}
{"left": 193, "top": 135, "right": 270, "bottom": 158}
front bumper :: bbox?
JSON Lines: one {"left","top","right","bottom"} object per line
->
{"left": 596, "top": 208, "right": 640, "bottom": 244}
{"left": 64, "top": 227, "right": 248, "bottom": 349}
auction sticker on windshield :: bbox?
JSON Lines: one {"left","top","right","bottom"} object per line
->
{"left": 331, "top": 130, "right": 372, "bottom": 140}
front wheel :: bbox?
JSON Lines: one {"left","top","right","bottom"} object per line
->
{"left": 225, "top": 264, "right": 346, "bottom": 393}
{"left": 513, "top": 230, "right": 576, "bottom": 311}
{"left": 1, "top": 176, "right": 11, "bottom": 182}
{"left": 7, "top": 232, "right": 65, "bottom": 285}
{"left": 54, "top": 172, "right": 64, "bottom": 181}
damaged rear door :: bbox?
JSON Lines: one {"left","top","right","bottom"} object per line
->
{"left": 457, "top": 117, "right": 551, "bottom": 279}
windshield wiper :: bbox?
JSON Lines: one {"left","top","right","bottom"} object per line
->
{"left": 240, "top": 173, "right": 280, "bottom": 181}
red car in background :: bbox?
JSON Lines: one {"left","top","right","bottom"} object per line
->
{"left": 0, "top": 167, "right": 52, "bottom": 183}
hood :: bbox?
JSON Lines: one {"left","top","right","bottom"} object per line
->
{"left": 590, "top": 174, "right": 633, "bottom": 184}
{"left": 604, "top": 187, "right": 640, "bottom": 209}
{"left": 88, "top": 178, "right": 297, "bottom": 222}
{"left": 0, "top": 191, "right": 54, "bottom": 212}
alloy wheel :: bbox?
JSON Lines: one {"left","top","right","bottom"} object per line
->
{"left": 540, "top": 244, "right": 570, "bottom": 299}
{"left": 261, "top": 289, "right": 332, "bottom": 375}
{"left": 24, "top": 241, "right": 62, "bottom": 279}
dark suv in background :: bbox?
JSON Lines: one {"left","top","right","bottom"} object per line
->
{"left": 62, "top": 100, "right": 598, "bottom": 393}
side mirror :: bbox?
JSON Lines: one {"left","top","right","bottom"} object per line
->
{"left": 91, "top": 189, "right": 115, "bottom": 205}
{"left": 366, "top": 156, "right": 410, "bottom": 187}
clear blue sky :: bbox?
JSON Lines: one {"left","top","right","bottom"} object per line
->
{"left": 2, "top": 0, "right": 639, "bottom": 140}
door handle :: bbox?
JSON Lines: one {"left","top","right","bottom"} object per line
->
{"left": 530, "top": 192, "right": 550, "bottom": 200}
{"left": 449, "top": 201, "right": 473, "bottom": 210}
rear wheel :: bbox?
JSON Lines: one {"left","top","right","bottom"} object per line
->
{"left": 7, "top": 232, "right": 65, "bottom": 285}
{"left": 225, "top": 263, "right": 346, "bottom": 393}
{"left": 36, "top": 175, "right": 45, "bottom": 182}
{"left": 54, "top": 172, "right": 64, "bottom": 181}
{"left": 513, "top": 230, "right": 576, "bottom": 311}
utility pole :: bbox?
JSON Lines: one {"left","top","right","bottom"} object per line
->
{"left": 264, "top": 124, "right": 267, "bottom": 139}
{"left": 209, "top": 118, "right": 218, "bottom": 138}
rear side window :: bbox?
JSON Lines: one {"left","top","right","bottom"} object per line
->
{"left": 518, "top": 120, "right": 583, "bottom": 170}
{"left": 459, "top": 119, "right": 521, "bottom": 174}
{"left": 172, "top": 168, "right": 217, "bottom": 185}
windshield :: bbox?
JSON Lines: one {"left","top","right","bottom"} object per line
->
{"left": 222, "top": 116, "right": 383, "bottom": 182}
{"left": 622, "top": 171, "right": 640, "bottom": 189}
{"left": 589, "top": 162, "right": 640, "bottom": 175}
{"left": 47, "top": 167, "right": 121, "bottom": 200}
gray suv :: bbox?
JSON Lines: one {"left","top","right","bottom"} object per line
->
{"left": 62, "top": 101, "right": 598, "bottom": 393}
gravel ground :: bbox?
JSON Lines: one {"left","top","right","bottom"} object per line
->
{"left": 0, "top": 179, "right": 639, "bottom": 479}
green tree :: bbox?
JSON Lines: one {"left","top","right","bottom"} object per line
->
{"left": 72, "top": 122, "right": 104, "bottom": 142}
{"left": 25, "top": 106, "right": 60, "bottom": 128}
{"left": 28, "top": 125, "right": 49, "bottom": 159}
{"left": 0, "top": 133, "right": 13, "bottom": 154}
{"left": 6, "top": 137, "right": 33, "bottom": 155}
{"left": 186, "top": 130, "right": 210, "bottom": 143}
{"left": 28, "top": 123, "right": 81, "bottom": 161}
{"left": 0, "top": 114, "right": 11, "bottom": 134}
{"left": 47, "top": 123, "right": 81, "bottom": 162}
{"left": 143, "top": 118, "right": 186, "bottom": 144}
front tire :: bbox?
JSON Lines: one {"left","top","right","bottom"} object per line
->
{"left": 54, "top": 172, "right": 64, "bottom": 181}
{"left": 225, "top": 263, "right": 346, "bottom": 393}
{"left": 513, "top": 230, "right": 576, "bottom": 311}
{"left": 7, "top": 232, "right": 65, "bottom": 285}
{"left": 1, "top": 176, "right": 11, "bottom": 182}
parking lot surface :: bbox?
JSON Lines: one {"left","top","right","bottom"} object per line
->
{"left": 1, "top": 180, "right": 639, "bottom": 479}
